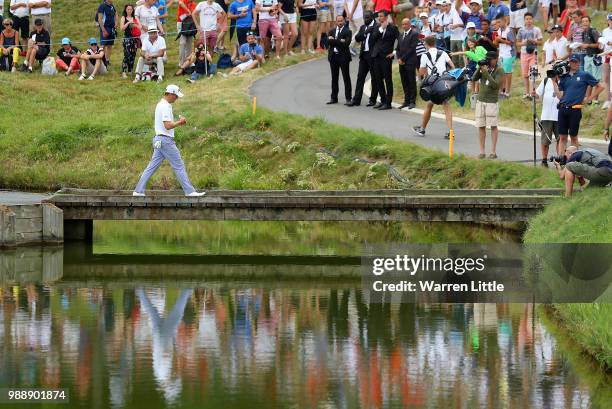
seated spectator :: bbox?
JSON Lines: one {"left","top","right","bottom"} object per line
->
{"left": 55, "top": 37, "right": 81, "bottom": 76}
{"left": 134, "top": 25, "right": 167, "bottom": 83}
{"left": 22, "top": 18, "right": 50, "bottom": 73}
{"left": 79, "top": 37, "right": 107, "bottom": 80}
{"left": 0, "top": 18, "right": 20, "bottom": 72}
{"left": 187, "top": 48, "right": 216, "bottom": 82}
{"left": 230, "top": 31, "right": 264, "bottom": 74}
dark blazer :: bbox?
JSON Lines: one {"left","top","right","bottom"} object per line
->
{"left": 371, "top": 24, "right": 399, "bottom": 59}
{"left": 327, "top": 25, "right": 352, "bottom": 63}
{"left": 395, "top": 28, "right": 419, "bottom": 65}
{"left": 354, "top": 21, "right": 379, "bottom": 59}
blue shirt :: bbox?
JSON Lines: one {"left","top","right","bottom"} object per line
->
{"left": 460, "top": 11, "right": 483, "bottom": 30}
{"left": 558, "top": 70, "right": 599, "bottom": 106}
{"left": 239, "top": 42, "right": 263, "bottom": 60}
{"left": 156, "top": 0, "right": 167, "bottom": 23}
{"left": 229, "top": 0, "right": 255, "bottom": 28}
{"left": 486, "top": 2, "right": 509, "bottom": 21}
{"left": 97, "top": 1, "right": 116, "bottom": 29}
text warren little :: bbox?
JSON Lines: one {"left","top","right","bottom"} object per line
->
{"left": 372, "top": 281, "right": 505, "bottom": 293}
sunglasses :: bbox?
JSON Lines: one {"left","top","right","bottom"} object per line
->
{"left": 3, "top": 23, "right": 12, "bottom": 26}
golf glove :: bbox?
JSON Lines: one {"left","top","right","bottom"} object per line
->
{"left": 154, "top": 140, "right": 162, "bottom": 149}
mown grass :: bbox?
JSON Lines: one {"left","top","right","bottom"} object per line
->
{"left": 392, "top": 11, "right": 610, "bottom": 139}
{"left": 524, "top": 188, "right": 612, "bottom": 369}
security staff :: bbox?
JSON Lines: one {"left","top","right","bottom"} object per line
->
{"left": 551, "top": 54, "right": 605, "bottom": 153}
{"left": 371, "top": 10, "right": 399, "bottom": 110}
{"left": 326, "top": 15, "right": 353, "bottom": 105}
{"left": 347, "top": 11, "right": 378, "bottom": 107}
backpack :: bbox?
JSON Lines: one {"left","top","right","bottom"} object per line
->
{"left": 176, "top": 15, "right": 197, "bottom": 39}
{"left": 41, "top": 57, "right": 57, "bottom": 75}
{"left": 217, "top": 53, "right": 233, "bottom": 69}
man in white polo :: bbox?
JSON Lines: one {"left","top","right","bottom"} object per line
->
{"left": 133, "top": 84, "right": 206, "bottom": 197}
{"left": 134, "top": 25, "right": 167, "bottom": 83}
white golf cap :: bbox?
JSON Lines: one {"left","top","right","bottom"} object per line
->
{"left": 419, "top": 12, "right": 429, "bottom": 17}
{"left": 147, "top": 24, "right": 159, "bottom": 33}
{"left": 469, "top": 0, "right": 482, "bottom": 5}
{"left": 466, "top": 21, "right": 476, "bottom": 29}
{"left": 165, "top": 84, "right": 184, "bottom": 98}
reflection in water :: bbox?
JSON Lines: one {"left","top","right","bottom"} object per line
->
{"left": 0, "top": 285, "right": 606, "bottom": 409}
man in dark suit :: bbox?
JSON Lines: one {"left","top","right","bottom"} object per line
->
{"left": 371, "top": 10, "right": 399, "bottom": 110}
{"left": 326, "top": 15, "right": 352, "bottom": 105}
{"left": 395, "top": 17, "right": 419, "bottom": 109}
{"left": 347, "top": 11, "right": 378, "bottom": 107}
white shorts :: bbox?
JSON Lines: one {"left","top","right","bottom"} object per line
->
{"left": 279, "top": 12, "right": 297, "bottom": 24}
{"left": 237, "top": 60, "right": 257, "bottom": 71}
{"left": 510, "top": 9, "right": 527, "bottom": 28}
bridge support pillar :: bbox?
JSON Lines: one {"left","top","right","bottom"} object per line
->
{"left": 64, "top": 220, "right": 93, "bottom": 243}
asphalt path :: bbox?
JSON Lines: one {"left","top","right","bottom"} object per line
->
{"left": 251, "top": 58, "right": 602, "bottom": 163}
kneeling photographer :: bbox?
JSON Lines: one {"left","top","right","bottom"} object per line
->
{"left": 553, "top": 146, "right": 612, "bottom": 196}
{"left": 473, "top": 51, "right": 504, "bottom": 159}
{"left": 550, "top": 55, "right": 605, "bottom": 153}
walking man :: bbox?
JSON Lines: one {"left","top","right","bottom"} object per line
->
{"left": 133, "top": 85, "right": 206, "bottom": 197}
{"left": 326, "top": 15, "right": 352, "bottom": 105}
{"left": 395, "top": 17, "right": 419, "bottom": 109}
{"left": 347, "top": 10, "right": 378, "bottom": 106}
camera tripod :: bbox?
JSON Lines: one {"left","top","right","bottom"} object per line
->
{"left": 529, "top": 62, "right": 540, "bottom": 167}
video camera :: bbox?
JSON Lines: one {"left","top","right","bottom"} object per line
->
{"left": 549, "top": 155, "right": 567, "bottom": 165}
{"left": 546, "top": 60, "right": 570, "bottom": 78}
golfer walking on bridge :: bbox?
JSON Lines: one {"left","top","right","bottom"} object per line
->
{"left": 133, "top": 85, "right": 206, "bottom": 197}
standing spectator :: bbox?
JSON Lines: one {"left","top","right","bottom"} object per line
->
{"left": 134, "top": 25, "right": 167, "bottom": 82}
{"left": 551, "top": 54, "right": 604, "bottom": 152}
{"left": 153, "top": 0, "right": 169, "bottom": 30}
{"left": 9, "top": 0, "right": 30, "bottom": 42}
{"left": 538, "top": 0, "right": 559, "bottom": 31}
{"left": 316, "top": 0, "right": 333, "bottom": 51}
{"left": 120, "top": 4, "right": 141, "bottom": 78}
{"left": 476, "top": 19, "right": 496, "bottom": 52}
{"left": 230, "top": 31, "right": 265, "bottom": 73}
{"left": 533, "top": 71, "right": 560, "bottom": 166}
{"left": 133, "top": 85, "right": 206, "bottom": 197}
{"left": 447, "top": 2, "right": 464, "bottom": 68}
{"left": 98, "top": 0, "right": 119, "bottom": 65}
{"left": 255, "top": 0, "right": 282, "bottom": 59}
{"left": 567, "top": 10, "right": 584, "bottom": 68}
{"left": 78, "top": 37, "right": 107, "bottom": 80}
{"left": 29, "top": 0, "right": 52, "bottom": 38}
{"left": 326, "top": 15, "right": 352, "bottom": 104}
{"left": 509, "top": 0, "right": 526, "bottom": 34}
{"left": 433, "top": 0, "right": 452, "bottom": 51}
{"left": 229, "top": 0, "right": 256, "bottom": 47}
{"left": 194, "top": 0, "right": 225, "bottom": 54}
{"left": 600, "top": 14, "right": 612, "bottom": 110}
{"left": 343, "top": 0, "right": 364, "bottom": 54}
{"left": 135, "top": 0, "right": 164, "bottom": 41}
{"left": 580, "top": 16, "right": 601, "bottom": 88}
{"left": 486, "top": 0, "right": 508, "bottom": 25}
{"left": 215, "top": 0, "right": 231, "bottom": 51}
{"left": 0, "top": 18, "right": 20, "bottom": 72}
{"left": 349, "top": 10, "right": 379, "bottom": 107}
{"left": 175, "top": 0, "right": 197, "bottom": 66}
{"left": 278, "top": 0, "right": 297, "bottom": 55}
{"left": 542, "top": 24, "right": 568, "bottom": 65}
{"left": 473, "top": 51, "right": 503, "bottom": 158}
{"left": 413, "top": 36, "right": 455, "bottom": 138}
{"left": 370, "top": 0, "right": 398, "bottom": 14}
{"left": 22, "top": 18, "right": 49, "bottom": 73}
{"left": 516, "top": 13, "right": 542, "bottom": 98}
{"left": 417, "top": 11, "right": 433, "bottom": 37}
{"left": 0, "top": 2, "right": 3, "bottom": 27}
{"left": 55, "top": 37, "right": 80, "bottom": 76}
{"left": 396, "top": 17, "right": 419, "bottom": 109}
{"left": 451, "top": 36, "right": 486, "bottom": 99}
{"left": 371, "top": 10, "right": 398, "bottom": 110}
{"left": 559, "top": 0, "right": 584, "bottom": 38}
{"left": 298, "top": 0, "right": 317, "bottom": 54}
{"left": 455, "top": 0, "right": 484, "bottom": 33}
{"left": 494, "top": 16, "right": 513, "bottom": 97}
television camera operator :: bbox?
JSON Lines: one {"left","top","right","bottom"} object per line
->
{"left": 550, "top": 55, "right": 605, "bottom": 153}
{"left": 552, "top": 145, "right": 612, "bottom": 196}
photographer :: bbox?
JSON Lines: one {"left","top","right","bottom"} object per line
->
{"left": 473, "top": 51, "right": 504, "bottom": 159}
{"left": 230, "top": 31, "right": 264, "bottom": 74}
{"left": 554, "top": 145, "right": 612, "bottom": 196}
{"left": 551, "top": 55, "right": 605, "bottom": 152}
{"left": 533, "top": 67, "right": 560, "bottom": 166}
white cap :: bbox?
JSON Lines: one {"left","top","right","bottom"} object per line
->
{"left": 466, "top": 21, "right": 476, "bottom": 29}
{"left": 419, "top": 12, "right": 429, "bottom": 17}
{"left": 165, "top": 84, "right": 184, "bottom": 98}
{"left": 147, "top": 24, "right": 159, "bottom": 33}
{"left": 469, "top": 0, "right": 482, "bottom": 5}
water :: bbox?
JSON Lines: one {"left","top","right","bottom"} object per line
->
{"left": 0, "top": 221, "right": 609, "bottom": 409}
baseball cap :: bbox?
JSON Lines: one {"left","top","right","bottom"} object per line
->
{"left": 550, "top": 24, "right": 562, "bottom": 31}
{"left": 165, "top": 84, "right": 184, "bottom": 98}
{"left": 246, "top": 31, "right": 256, "bottom": 36}
{"left": 61, "top": 37, "right": 71, "bottom": 45}
{"left": 466, "top": 22, "right": 476, "bottom": 29}
{"left": 88, "top": 37, "right": 97, "bottom": 45}
{"left": 147, "top": 25, "right": 159, "bottom": 33}
{"left": 608, "top": 13, "right": 612, "bottom": 20}
{"left": 568, "top": 54, "right": 580, "bottom": 62}
{"left": 419, "top": 12, "right": 429, "bottom": 18}
{"left": 469, "top": 0, "right": 482, "bottom": 5}
{"left": 34, "top": 18, "right": 43, "bottom": 26}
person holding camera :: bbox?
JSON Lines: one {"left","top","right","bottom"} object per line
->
{"left": 554, "top": 145, "right": 612, "bottom": 196}
{"left": 533, "top": 68, "right": 560, "bottom": 166}
{"left": 551, "top": 55, "right": 605, "bottom": 152}
{"left": 472, "top": 51, "right": 503, "bottom": 158}
{"left": 516, "top": 12, "right": 542, "bottom": 99}
{"left": 230, "top": 31, "right": 264, "bottom": 74}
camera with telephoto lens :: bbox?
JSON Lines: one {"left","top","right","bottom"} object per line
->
{"left": 546, "top": 60, "right": 570, "bottom": 78}
{"left": 477, "top": 58, "right": 490, "bottom": 67}
{"left": 549, "top": 155, "right": 567, "bottom": 165}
